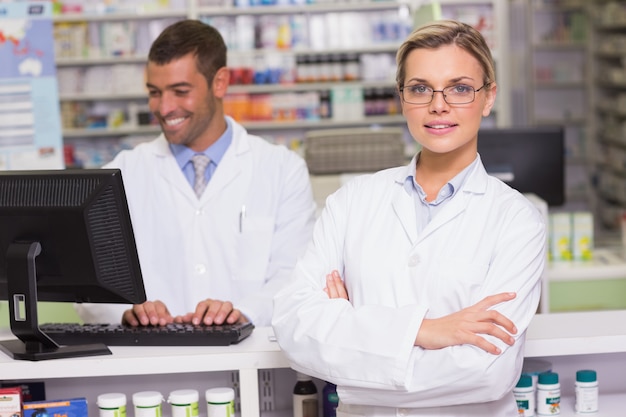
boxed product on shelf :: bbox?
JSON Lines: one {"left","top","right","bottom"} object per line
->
{"left": 0, "top": 386, "right": 22, "bottom": 417}
{"left": 54, "top": 22, "right": 88, "bottom": 59}
{"left": 0, "top": 383, "right": 45, "bottom": 403}
{"left": 23, "top": 399, "right": 88, "bottom": 417}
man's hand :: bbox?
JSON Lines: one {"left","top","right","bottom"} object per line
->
{"left": 122, "top": 300, "right": 173, "bottom": 326}
{"left": 324, "top": 270, "right": 349, "bottom": 300}
{"left": 415, "top": 292, "right": 518, "bottom": 355}
{"left": 174, "top": 299, "right": 248, "bottom": 326}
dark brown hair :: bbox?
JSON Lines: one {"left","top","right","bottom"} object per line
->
{"left": 148, "top": 19, "right": 227, "bottom": 87}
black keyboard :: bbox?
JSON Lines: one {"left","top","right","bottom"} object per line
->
{"left": 39, "top": 322, "right": 254, "bottom": 347}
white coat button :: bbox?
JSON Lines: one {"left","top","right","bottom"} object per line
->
{"left": 397, "top": 409, "right": 409, "bottom": 417}
{"left": 195, "top": 209, "right": 204, "bottom": 216}
{"left": 195, "top": 264, "right": 206, "bottom": 274}
{"left": 408, "top": 254, "right": 420, "bottom": 267}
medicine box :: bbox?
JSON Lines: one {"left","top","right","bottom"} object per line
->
{"left": 0, "top": 386, "right": 22, "bottom": 417}
{"left": 550, "top": 212, "right": 572, "bottom": 261}
{"left": 572, "top": 211, "right": 593, "bottom": 261}
{"left": 23, "top": 398, "right": 87, "bottom": 417}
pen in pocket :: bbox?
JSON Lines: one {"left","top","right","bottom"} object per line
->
{"left": 239, "top": 205, "right": 246, "bottom": 233}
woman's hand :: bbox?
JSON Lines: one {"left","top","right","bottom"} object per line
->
{"left": 415, "top": 292, "right": 518, "bottom": 355}
{"left": 324, "top": 270, "right": 349, "bottom": 300}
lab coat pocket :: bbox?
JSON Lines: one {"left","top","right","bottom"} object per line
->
{"left": 236, "top": 215, "right": 274, "bottom": 282}
{"left": 435, "top": 259, "right": 489, "bottom": 307}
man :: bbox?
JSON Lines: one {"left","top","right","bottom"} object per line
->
{"left": 76, "top": 19, "right": 316, "bottom": 327}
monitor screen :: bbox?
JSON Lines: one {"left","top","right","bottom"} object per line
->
{"left": 477, "top": 126, "right": 565, "bottom": 206}
{"left": 0, "top": 168, "right": 146, "bottom": 360}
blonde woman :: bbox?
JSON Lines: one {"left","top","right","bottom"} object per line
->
{"left": 273, "top": 20, "right": 545, "bottom": 416}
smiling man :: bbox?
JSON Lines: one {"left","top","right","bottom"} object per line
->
{"left": 75, "top": 19, "right": 316, "bottom": 328}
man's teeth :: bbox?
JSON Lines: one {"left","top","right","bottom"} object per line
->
{"left": 166, "top": 117, "right": 186, "bottom": 126}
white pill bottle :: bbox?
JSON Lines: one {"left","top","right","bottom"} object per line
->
{"left": 575, "top": 369, "right": 598, "bottom": 414}
{"left": 537, "top": 372, "right": 560, "bottom": 416}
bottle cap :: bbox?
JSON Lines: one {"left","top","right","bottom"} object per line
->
{"left": 168, "top": 389, "right": 199, "bottom": 405}
{"left": 515, "top": 374, "right": 533, "bottom": 388}
{"left": 205, "top": 387, "right": 235, "bottom": 403}
{"left": 132, "top": 391, "right": 163, "bottom": 407}
{"left": 97, "top": 393, "right": 127, "bottom": 408}
{"left": 538, "top": 371, "right": 559, "bottom": 385}
{"left": 576, "top": 369, "right": 597, "bottom": 383}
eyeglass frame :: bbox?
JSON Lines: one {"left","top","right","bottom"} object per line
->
{"left": 398, "top": 82, "right": 492, "bottom": 105}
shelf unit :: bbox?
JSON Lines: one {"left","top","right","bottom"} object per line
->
{"left": 525, "top": 0, "right": 593, "bottom": 211}
{"left": 588, "top": 0, "right": 626, "bottom": 231}
{"left": 542, "top": 247, "right": 626, "bottom": 313}
{"left": 4, "top": 312, "right": 626, "bottom": 415}
{"left": 51, "top": 0, "right": 511, "bottom": 168}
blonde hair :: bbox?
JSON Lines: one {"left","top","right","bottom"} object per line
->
{"left": 395, "top": 20, "right": 495, "bottom": 88}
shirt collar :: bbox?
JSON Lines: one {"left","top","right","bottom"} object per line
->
{"left": 169, "top": 118, "right": 233, "bottom": 168}
{"left": 403, "top": 152, "right": 479, "bottom": 202}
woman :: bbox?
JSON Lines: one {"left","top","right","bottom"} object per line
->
{"left": 272, "top": 20, "right": 546, "bottom": 416}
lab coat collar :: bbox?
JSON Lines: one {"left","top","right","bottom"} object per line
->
{"left": 391, "top": 154, "right": 490, "bottom": 245}
{"left": 202, "top": 117, "right": 251, "bottom": 202}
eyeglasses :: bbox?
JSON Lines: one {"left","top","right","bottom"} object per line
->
{"left": 399, "top": 82, "right": 491, "bottom": 105}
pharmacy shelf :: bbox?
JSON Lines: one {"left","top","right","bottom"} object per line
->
{"left": 56, "top": 56, "right": 147, "bottom": 66}
{"left": 52, "top": 9, "right": 188, "bottom": 22}
{"left": 533, "top": 81, "right": 586, "bottom": 88}
{"left": 62, "top": 126, "right": 161, "bottom": 138}
{"left": 59, "top": 92, "right": 147, "bottom": 101}
{"left": 589, "top": 1, "right": 626, "bottom": 231}
{"left": 532, "top": 41, "right": 587, "bottom": 50}
{"left": 3, "top": 312, "right": 626, "bottom": 415}
{"left": 59, "top": 80, "right": 398, "bottom": 101}
{"left": 533, "top": 117, "right": 587, "bottom": 125}
{"left": 55, "top": 45, "right": 399, "bottom": 67}
{"left": 193, "top": 1, "right": 404, "bottom": 17}
{"left": 235, "top": 44, "right": 400, "bottom": 58}
{"left": 0, "top": 327, "right": 289, "bottom": 417}
{"left": 222, "top": 80, "right": 396, "bottom": 94}
{"left": 525, "top": 310, "right": 626, "bottom": 358}
{"left": 545, "top": 248, "right": 626, "bottom": 282}
{"left": 241, "top": 115, "right": 406, "bottom": 130}
{"left": 61, "top": 115, "right": 407, "bottom": 138}
{"left": 559, "top": 393, "right": 623, "bottom": 417}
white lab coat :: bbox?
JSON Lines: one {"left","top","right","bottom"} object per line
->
{"left": 272, "top": 156, "right": 546, "bottom": 416}
{"left": 76, "top": 117, "right": 316, "bottom": 326}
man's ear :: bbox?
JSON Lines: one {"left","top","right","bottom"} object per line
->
{"left": 212, "top": 67, "right": 230, "bottom": 98}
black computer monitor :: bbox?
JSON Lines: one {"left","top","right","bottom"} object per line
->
{"left": 478, "top": 126, "right": 565, "bottom": 206}
{"left": 0, "top": 169, "right": 146, "bottom": 360}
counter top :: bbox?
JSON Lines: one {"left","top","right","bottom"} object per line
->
{"left": 2, "top": 311, "right": 626, "bottom": 378}
{"left": 525, "top": 310, "right": 626, "bottom": 357}
{"left": 0, "top": 326, "right": 289, "bottom": 380}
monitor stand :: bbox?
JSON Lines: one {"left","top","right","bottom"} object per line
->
{"left": 0, "top": 241, "right": 111, "bottom": 361}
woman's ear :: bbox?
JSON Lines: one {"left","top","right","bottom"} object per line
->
{"left": 482, "top": 82, "right": 497, "bottom": 118}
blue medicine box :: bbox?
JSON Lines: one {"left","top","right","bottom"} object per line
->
{"left": 23, "top": 398, "right": 88, "bottom": 417}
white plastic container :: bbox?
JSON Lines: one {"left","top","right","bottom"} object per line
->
{"left": 168, "top": 389, "right": 199, "bottom": 417}
{"left": 575, "top": 369, "right": 598, "bottom": 414}
{"left": 537, "top": 372, "right": 560, "bottom": 416}
{"left": 97, "top": 393, "right": 127, "bottom": 417}
{"left": 514, "top": 374, "right": 535, "bottom": 417}
{"left": 132, "top": 391, "right": 163, "bottom": 417}
{"left": 205, "top": 387, "right": 235, "bottom": 417}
